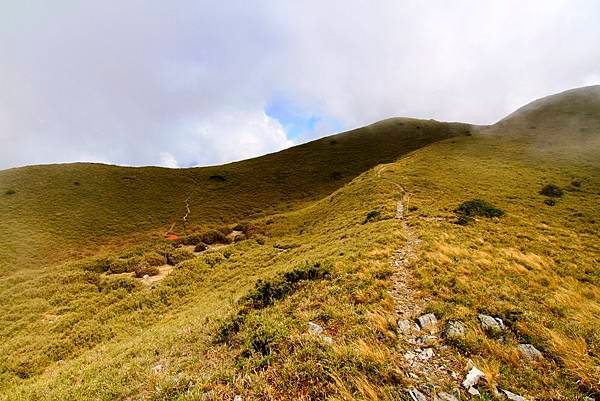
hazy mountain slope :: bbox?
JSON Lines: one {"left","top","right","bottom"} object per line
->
{"left": 495, "top": 85, "right": 600, "bottom": 130}
{"left": 0, "top": 118, "right": 469, "bottom": 271}
{"left": 0, "top": 86, "right": 598, "bottom": 400}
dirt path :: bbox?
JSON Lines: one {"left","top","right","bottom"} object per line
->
{"left": 376, "top": 166, "right": 462, "bottom": 396}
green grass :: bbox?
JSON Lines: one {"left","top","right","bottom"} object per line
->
{"left": 0, "top": 86, "right": 598, "bottom": 399}
{"left": 0, "top": 118, "right": 468, "bottom": 272}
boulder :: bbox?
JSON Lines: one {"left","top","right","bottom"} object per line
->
{"left": 418, "top": 313, "right": 438, "bottom": 332}
{"left": 462, "top": 366, "right": 485, "bottom": 389}
{"left": 308, "top": 322, "right": 324, "bottom": 335}
{"left": 478, "top": 314, "right": 504, "bottom": 332}
{"left": 444, "top": 321, "right": 466, "bottom": 339}
{"left": 518, "top": 344, "right": 543, "bottom": 360}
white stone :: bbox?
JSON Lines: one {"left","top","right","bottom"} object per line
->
{"left": 462, "top": 366, "right": 485, "bottom": 389}
{"left": 444, "top": 321, "right": 466, "bottom": 339}
{"left": 418, "top": 348, "right": 435, "bottom": 360}
{"left": 518, "top": 344, "right": 543, "bottom": 360}
{"left": 501, "top": 389, "right": 529, "bottom": 401}
{"left": 478, "top": 314, "right": 504, "bottom": 331}
{"left": 233, "top": 396, "right": 242, "bottom": 401}
{"left": 418, "top": 313, "right": 438, "bottom": 332}
{"left": 467, "top": 387, "right": 480, "bottom": 396}
{"left": 308, "top": 321, "right": 324, "bottom": 335}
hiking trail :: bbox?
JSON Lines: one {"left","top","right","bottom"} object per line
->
{"left": 376, "top": 165, "right": 463, "bottom": 396}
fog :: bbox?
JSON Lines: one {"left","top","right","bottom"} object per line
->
{"left": 1, "top": 0, "right": 599, "bottom": 169}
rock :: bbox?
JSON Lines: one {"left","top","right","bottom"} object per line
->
{"left": 444, "top": 321, "right": 466, "bottom": 339}
{"left": 478, "top": 314, "right": 504, "bottom": 331}
{"left": 418, "top": 348, "right": 435, "bottom": 361}
{"left": 151, "top": 363, "right": 163, "bottom": 374}
{"left": 518, "top": 344, "right": 543, "bottom": 360}
{"left": 398, "top": 319, "right": 415, "bottom": 333}
{"left": 435, "top": 392, "right": 458, "bottom": 401}
{"left": 404, "top": 350, "right": 417, "bottom": 361}
{"left": 408, "top": 388, "right": 428, "bottom": 401}
{"left": 418, "top": 313, "right": 438, "bottom": 332}
{"left": 143, "top": 274, "right": 150, "bottom": 279}
{"left": 421, "top": 335, "right": 438, "bottom": 346}
{"left": 462, "top": 366, "right": 485, "bottom": 389}
{"left": 201, "top": 390, "right": 215, "bottom": 400}
{"left": 501, "top": 389, "right": 529, "bottom": 401}
{"left": 233, "top": 396, "right": 242, "bottom": 401}
{"left": 467, "top": 386, "right": 481, "bottom": 396}
{"left": 321, "top": 335, "right": 334, "bottom": 345}
{"left": 308, "top": 322, "right": 324, "bottom": 335}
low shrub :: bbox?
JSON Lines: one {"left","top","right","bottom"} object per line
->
{"left": 201, "top": 229, "right": 231, "bottom": 245}
{"left": 194, "top": 243, "right": 207, "bottom": 252}
{"left": 273, "top": 243, "right": 299, "bottom": 250}
{"left": 209, "top": 175, "right": 226, "bottom": 182}
{"left": 244, "top": 262, "right": 331, "bottom": 310}
{"left": 166, "top": 248, "right": 195, "bottom": 266}
{"left": 540, "top": 184, "right": 563, "bottom": 198}
{"left": 216, "top": 262, "right": 331, "bottom": 343}
{"left": 571, "top": 179, "right": 581, "bottom": 188}
{"left": 363, "top": 210, "right": 381, "bottom": 224}
{"left": 455, "top": 199, "right": 504, "bottom": 218}
{"left": 82, "top": 257, "right": 112, "bottom": 273}
{"left": 544, "top": 198, "right": 556, "bottom": 206}
{"left": 232, "top": 233, "right": 246, "bottom": 243}
{"left": 4, "top": 189, "right": 16, "bottom": 195}
{"left": 331, "top": 171, "right": 343, "bottom": 180}
{"left": 133, "top": 263, "right": 160, "bottom": 278}
{"left": 233, "top": 221, "right": 250, "bottom": 233}
{"left": 108, "top": 257, "right": 140, "bottom": 274}
{"left": 204, "top": 252, "right": 225, "bottom": 267}
{"left": 143, "top": 252, "right": 166, "bottom": 266}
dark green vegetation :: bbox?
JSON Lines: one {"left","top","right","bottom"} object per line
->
{"left": 0, "top": 86, "right": 599, "bottom": 400}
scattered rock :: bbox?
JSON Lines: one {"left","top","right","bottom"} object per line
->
{"left": 151, "top": 364, "right": 163, "bottom": 374}
{"left": 421, "top": 335, "right": 438, "bottom": 346}
{"left": 201, "top": 391, "right": 215, "bottom": 400}
{"left": 444, "top": 321, "right": 466, "bottom": 339}
{"left": 435, "top": 391, "right": 459, "bottom": 401}
{"left": 408, "top": 388, "right": 428, "bottom": 401}
{"left": 143, "top": 274, "right": 150, "bottom": 279}
{"left": 501, "top": 389, "right": 529, "bottom": 401}
{"left": 518, "top": 344, "right": 543, "bottom": 360}
{"left": 308, "top": 322, "right": 324, "bottom": 335}
{"left": 462, "top": 366, "right": 485, "bottom": 390}
{"left": 398, "top": 319, "right": 415, "bottom": 333}
{"left": 467, "top": 386, "right": 481, "bottom": 396}
{"left": 418, "top": 313, "right": 438, "bottom": 332}
{"left": 418, "top": 348, "right": 435, "bottom": 361}
{"left": 233, "top": 396, "right": 242, "bottom": 401}
{"left": 321, "top": 335, "right": 334, "bottom": 345}
{"left": 478, "top": 314, "right": 504, "bottom": 331}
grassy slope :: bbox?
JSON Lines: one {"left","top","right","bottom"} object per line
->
{"left": 0, "top": 87, "right": 598, "bottom": 399}
{"left": 0, "top": 118, "right": 468, "bottom": 271}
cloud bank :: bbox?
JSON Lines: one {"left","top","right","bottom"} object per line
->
{"left": 1, "top": 0, "right": 599, "bottom": 169}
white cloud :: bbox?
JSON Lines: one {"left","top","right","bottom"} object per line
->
{"left": 159, "top": 152, "right": 179, "bottom": 168}
{"left": 0, "top": 0, "right": 598, "bottom": 169}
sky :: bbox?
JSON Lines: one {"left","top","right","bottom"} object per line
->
{"left": 1, "top": 0, "right": 599, "bottom": 169}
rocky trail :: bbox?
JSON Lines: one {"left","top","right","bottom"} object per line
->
{"left": 377, "top": 166, "right": 539, "bottom": 401}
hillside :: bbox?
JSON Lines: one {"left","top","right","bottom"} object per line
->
{"left": 0, "top": 87, "right": 599, "bottom": 400}
{"left": 0, "top": 118, "right": 469, "bottom": 271}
